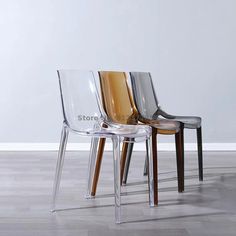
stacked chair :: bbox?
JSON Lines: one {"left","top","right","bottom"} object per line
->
{"left": 52, "top": 70, "right": 203, "bottom": 224}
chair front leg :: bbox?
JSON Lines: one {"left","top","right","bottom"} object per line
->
{"left": 197, "top": 127, "right": 203, "bottom": 181}
{"left": 146, "top": 137, "right": 155, "bottom": 207}
{"left": 175, "top": 129, "right": 184, "bottom": 192}
{"left": 51, "top": 125, "right": 69, "bottom": 211}
{"left": 112, "top": 136, "right": 121, "bottom": 224}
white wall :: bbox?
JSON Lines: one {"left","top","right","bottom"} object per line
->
{"left": 0, "top": 0, "right": 235, "bottom": 144}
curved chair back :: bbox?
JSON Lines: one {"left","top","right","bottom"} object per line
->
{"left": 58, "top": 70, "right": 103, "bottom": 132}
{"left": 99, "top": 71, "right": 138, "bottom": 125}
{"left": 130, "top": 72, "right": 159, "bottom": 120}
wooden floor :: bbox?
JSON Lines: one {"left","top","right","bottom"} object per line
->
{"left": 0, "top": 150, "right": 236, "bottom": 235}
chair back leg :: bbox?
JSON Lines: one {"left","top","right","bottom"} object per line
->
{"left": 143, "top": 155, "right": 148, "bottom": 176}
{"left": 152, "top": 128, "right": 158, "bottom": 206}
{"left": 122, "top": 141, "right": 134, "bottom": 184}
{"left": 91, "top": 138, "right": 106, "bottom": 196}
{"left": 86, "top": 137, "right": 99, "bottom": 198}
{"left": 197, "top": 127, "right": 203, "bottom": 181}
{"left": 120, "top": 139, "right": 129, "bottom": 184}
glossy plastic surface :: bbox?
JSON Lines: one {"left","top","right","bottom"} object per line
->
{"left": 130, "top": 72, "right": 201, "bottom": 129}
{"left": 99, "top": 71, "right": 138, "bottom": 125}
{"left": 53, "top": 70, "right": 153, "bottom": 224}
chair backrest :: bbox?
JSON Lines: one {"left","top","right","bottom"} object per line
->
{"left": 130, "top": 72, "right": 159, "bottom": 120}
{"left": 57, "top": 70, "right": 103, "bottom": 132}
{"left": 98, "top": 71, "right": 138, "bottom": 125}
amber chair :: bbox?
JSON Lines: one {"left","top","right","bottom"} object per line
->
{"left": 88, "top": 71, "right": 183, "bottom": 206}
{"left": 123, "top": 71, "right": 203, "bottom": 185}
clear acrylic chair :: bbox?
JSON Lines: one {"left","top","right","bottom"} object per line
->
{"left": 51, "top": 70, "right": 153, "bottom": 224}
{"left": 123, "top": 71, "right": 203, "bottom": 186}
{"left": 89, "top": 71, "right": 183, "bottom": 206}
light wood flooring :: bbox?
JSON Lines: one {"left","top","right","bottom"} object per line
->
{"left": 0, "top": 150, "right": 236, "bottom": 235}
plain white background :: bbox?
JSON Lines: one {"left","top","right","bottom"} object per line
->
{"left": 0, "top": 0, "right": 235, "bottom": 145}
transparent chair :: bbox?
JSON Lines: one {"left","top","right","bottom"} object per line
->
{"left": 52, "top": 70, "right": 152, "bottom": 224}
{"left": 124, "top": 71, "right": 203, "bottom": 186}
{"left": 89, "top": 71, "right": 183, "bottom": 206}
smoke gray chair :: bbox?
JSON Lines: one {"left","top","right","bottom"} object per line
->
{"left": 123, "top": 71, "right": 203, "bottom": 185}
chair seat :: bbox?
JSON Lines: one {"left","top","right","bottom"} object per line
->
{"left": 169, "top": 115, "right": 201, "bottom": 129}
{"left": 69, "top": 123, "right": 151, "bottom": 139}
{"left": 139, "top": 118, "right": 180, "bottom": 134}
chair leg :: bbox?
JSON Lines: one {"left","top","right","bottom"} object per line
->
{"left": 51, "top": 125, "right": 69, "bottom": 211}
{"left": 91, "top": 138, "right": 106, "bottom": 196}
{"left": 143, "top": 155, "right": 148, "bottom": 176}
{"left": 181, "top": 125, "right": 185, "bottom": 190}
{"left": 197, "top": 127, "right": 203, "bottom": 181}
{"left": 175, "top": 129, "right": 184, "bottom": 192}
{"left": 120, "top": 138, "right": 129, "bottom": 185}
{"left": 86, "top": 137, "right": 99, "bottom": 198}
{"left": 122, "top": 141, "right": 134, "bottom": 184}
{"left": 152, "top": 128, "right": 158, "bottom": 206}
{"left": 112, "top": 136, "right": 121, "bottom": 224}
{"left": 146, "top": 137, "right": 155, "bottom": 207}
